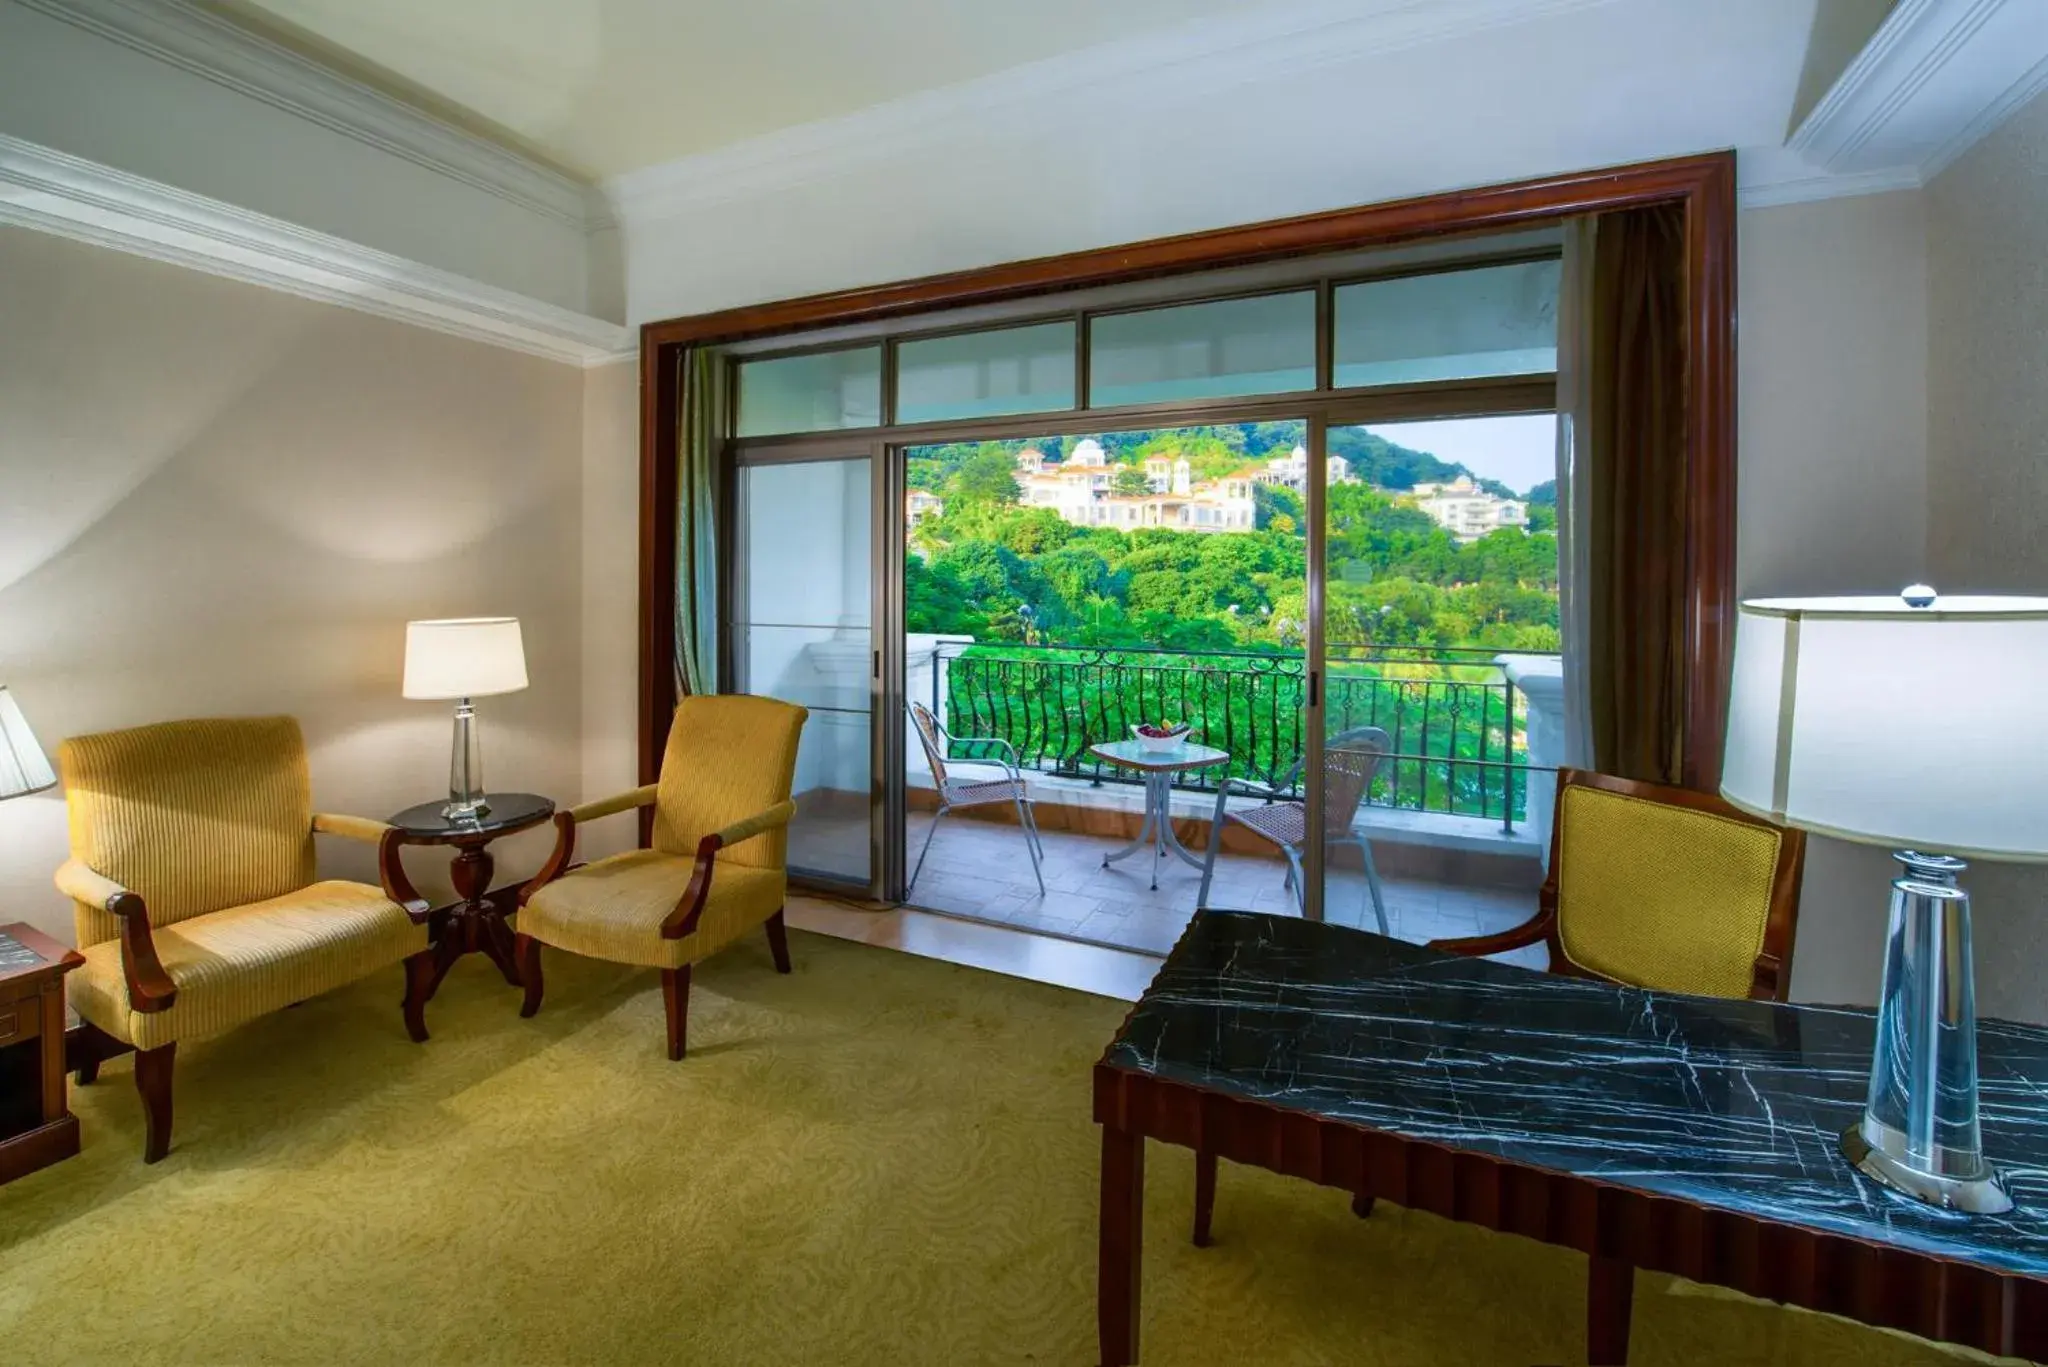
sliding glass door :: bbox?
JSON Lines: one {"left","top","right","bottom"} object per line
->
{"left": 729, "top": 453, "right": 878, "bottom": 890}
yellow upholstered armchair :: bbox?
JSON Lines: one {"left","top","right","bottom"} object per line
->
{"left": 516, "top": 694, "right": 808, "bottom": 1060}
{"left": 1432, "top": 767, "right": 1809, "bottom": 1002}
{"left": 57, "top": 716, "right": 435, "bottom": 1162}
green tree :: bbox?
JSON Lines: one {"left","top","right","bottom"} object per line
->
{"left": 1110, "top": 466, "right": 1152, "bottom": 496}
{"left": 947, "top": 446, "right": 1022, "bottom": 506}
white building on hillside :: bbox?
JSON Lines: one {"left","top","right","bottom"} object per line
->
{"left": 1407, "top": 475, "right": 1527, "bottom": 541}
{"left": 1011, "top": 445, "right": 1253, "bottom": 532}
{"left": 1256, "top": 443, "right": 1355, "bottom": 492}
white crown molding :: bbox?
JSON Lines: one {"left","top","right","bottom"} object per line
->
{"left": 0, "top": 135, "right": 633, "bottom": 367}
{"left": 1790, "top": 0, "right": 2048, "bottom": 178}
{"left": 13, "top": 0, "right": 602, "bottom": 231}
{"left": 605, "top": 0, "right": 1624, "bottom": 223}
{"left": 1736, "top": 161, "right": 1924, "bottom": 211}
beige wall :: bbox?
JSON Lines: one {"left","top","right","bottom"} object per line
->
{"left": 579, "top": 358, "right": 642, "bottom": 862}
{"left": 1736, "top": 190, "right": 1933, "bottom": 1010}
{"left": 0, "top": 224, "right": 587, "bottom": 945}
{"left": 1925, "top": 88, "right": 2048, "bottom": 1024}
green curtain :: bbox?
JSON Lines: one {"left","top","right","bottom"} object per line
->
{"left": 1586, "top": 203, "right": 1688, "bottom": 786}
{"left": 676, "top": 345, "right": 727, "bottom": 698}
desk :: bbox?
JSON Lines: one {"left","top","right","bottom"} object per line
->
{"left": 1095, "top": 910, "right": 2048, "bottom": 1365}
{"left": 1089, "top": 739, "right": 1229, "bottom": 891}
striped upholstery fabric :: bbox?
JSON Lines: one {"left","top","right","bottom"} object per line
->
{"left": 652, "top": 696, "right": 807, "bottom": 871}
{"left": 60, "top": 717, "right": 316, "bottom": 946}
{"left": 1554, "top": 785, "right": 1784, "bottom": 1000}
{"left": 529, "top": 694, "right": 806, "bottom": 972}
{"left": 520, "top": 852, "right": 786, "bottom": 969}
{"left": 67, "top": 880, "right": 427, "bottom": 1050}
{"left": 56, "top": 714, "right": 424, "bottom": 1049}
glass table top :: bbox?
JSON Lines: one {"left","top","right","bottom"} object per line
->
{"left": 386, "top": 791, "right": 555, "bottom": 838}
{"left": 1090, "top": 739, "right": 1231, "bottom": 772}
{"left": 1105, "top": 910, "right": 2048, "bottom": 1279}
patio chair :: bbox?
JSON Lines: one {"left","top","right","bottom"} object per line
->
{"left": 1196, "top": 726, "right": 1391, "bottom": 935}
{"left": 908, "top": 701, "right": 1046, "bottom": 895}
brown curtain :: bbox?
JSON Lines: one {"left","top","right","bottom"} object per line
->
{"left": 1586, "top": 203, "right": 1688, "bottom": 785}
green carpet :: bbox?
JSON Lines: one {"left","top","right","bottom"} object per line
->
{"left": 0, "top": 931, "right": 2006, "bottom": 1365}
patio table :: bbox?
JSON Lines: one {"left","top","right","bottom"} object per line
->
{"left": 1088, "top": 738, "right": 1230, "bottom": 890}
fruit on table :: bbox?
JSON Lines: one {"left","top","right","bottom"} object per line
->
{"left": 1135, "top": 723, "right": 1189, "bottom": 738}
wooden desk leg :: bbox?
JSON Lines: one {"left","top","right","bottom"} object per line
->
{"left": 1192, "top": 1147, "right": 1216, "bottom": 1247}
{"left": 1099, "top": 1125, "right": 1145, "bottom": 1367}
{"left": 1588, "top": 1255, "right": 1634, "bottom": 1365}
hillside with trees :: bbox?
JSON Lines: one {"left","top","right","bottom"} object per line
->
{"left": 906, "top": 423, "right": 1559, "bottom": 657}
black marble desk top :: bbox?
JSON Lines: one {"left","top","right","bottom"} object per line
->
{"left": 1105, "top": 910, "right": 2048, "bottom": 1279}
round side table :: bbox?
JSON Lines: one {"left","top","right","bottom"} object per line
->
{"left": 386, "top": 792, "right": 554, "bottom": 998}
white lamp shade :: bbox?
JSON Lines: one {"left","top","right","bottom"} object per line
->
{"left": 0, "top": 686, "right": 57, "bottom": 799}
{"left": 1721, "top": 594, "right": 2048, "bottom": 861}
{"left": 402, "top": 618, "right": 529, "bottom": 700}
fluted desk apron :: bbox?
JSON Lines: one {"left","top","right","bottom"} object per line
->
{"left": 1094, "top": 910, "right": 2048, "bottom": 1366}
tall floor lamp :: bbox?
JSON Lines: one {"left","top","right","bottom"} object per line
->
{"left": 1721, "top": 587, "right": 2048, "bottom": 1214}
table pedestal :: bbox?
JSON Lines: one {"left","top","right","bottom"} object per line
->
{"left": 1099, "top": 771, "right": 1209, "bottom": 890}
{"left": 425, "top": 840, "right": 522, "bottom": 997}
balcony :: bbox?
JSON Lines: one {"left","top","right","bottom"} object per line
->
{"left": 901, "top": 636, "right": 1565, "bottom": 959}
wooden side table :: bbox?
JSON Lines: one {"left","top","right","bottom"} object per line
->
{"left": 386, "top": 792, "right": 554, "bottom": 999}
{"left": 0, "top": 922, "right": 84, "bottom": 1186}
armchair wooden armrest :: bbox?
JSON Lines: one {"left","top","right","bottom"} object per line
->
{"left": 1429, "top": 904, "right": 1555, "bottom": 959}
{"left": 660, "top": 800, "right": 798, "bottom": 941}
{"left": 315, "top": 811, "right": 431, "bottom": 919}
{"left": 518, "top": 785, "right": 660, "bottom": 906}
{"left": 311, "top": 811, "right": 430, "bottom": 920}
{"left": 54, "top": 859, "right": 176, "bottom": 1013}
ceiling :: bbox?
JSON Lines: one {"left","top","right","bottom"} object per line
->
{"left": 202, "top": 0, "right": 1277, "bottom": 180}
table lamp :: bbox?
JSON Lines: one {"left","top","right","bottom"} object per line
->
{"left": 402, "top": 618, "right": 527, "bottom": 820}
{"left": 0, "top": 686, "right": 57, "bottom": 801}
{"left": 1721, "top": 586, "right": 2048, "bottom": 1214}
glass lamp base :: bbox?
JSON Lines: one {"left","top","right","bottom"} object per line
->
{"left": 1847, "top": 851, "right": 2013, "bottom": 1216}
{"left": 1841, "top": 1122, "right": 2011, "bottom": 1214}
{"left": 444, "top": 698, "right": 489, "bottom": 820}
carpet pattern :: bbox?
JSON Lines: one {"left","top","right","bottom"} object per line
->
{"left": 0, "top": 931, "right": 2009, "bottom": 1365}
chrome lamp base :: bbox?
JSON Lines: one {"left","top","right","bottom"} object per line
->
{"left": 1840, "top": 851, "right": 2011, "bottom": 1215}
{"left": 443, "top": 696, "right": 490, "bottom": 821}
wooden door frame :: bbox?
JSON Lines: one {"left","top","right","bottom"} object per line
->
{"left": 636, "top": 150, "right": 1737, "bottom": 795}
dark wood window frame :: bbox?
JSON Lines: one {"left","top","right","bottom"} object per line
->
{"left": 638, "top": 151, "right": 1736, "bottom": 797}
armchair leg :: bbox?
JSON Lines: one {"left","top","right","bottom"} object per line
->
{"left": 662, "top": 965, "right": 691, "bottom": 1061}
{"left": 515, "top": 933, "right": 545, "bottom": 1017}
{"left": 765, "top": 909, "right": 792, "bottom": 974}
{"left": 401, "top": 950, "right": 434, "bottom": 1043}
{"left": 135, "top": 1042, "right": 175, "bottom": 1164}
{"left": 1193, "top": 1147, "right": 1217, "bottom": 1247}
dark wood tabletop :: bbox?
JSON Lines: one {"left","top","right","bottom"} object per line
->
{"left": 1095, "top": 910, "right": 2048, "bottom": 1365}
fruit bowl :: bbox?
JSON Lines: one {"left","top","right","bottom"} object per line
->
{"left": 1131, "top": 722, "right": 1192, "bottom": 752}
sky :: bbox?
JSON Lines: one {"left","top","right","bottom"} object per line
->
{"left": 1363, "top": 415, "right": 1557, "bottom": 498}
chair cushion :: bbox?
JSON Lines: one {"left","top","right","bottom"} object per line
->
{"left": 69, "top": 880, "right": 427, "bottom": 1051}
{"left": 1554, "top": 785, "right": 1783, "bottom": 1000}
{"left": 519, "top": 850, "right": 786, "bottom": 970}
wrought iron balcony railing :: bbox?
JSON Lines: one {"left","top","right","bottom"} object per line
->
{"left": 929, "top": 641, "right": 1548, "bottom": 832}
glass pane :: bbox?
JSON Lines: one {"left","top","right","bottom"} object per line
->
{"left": 901, "top": 422, "right": 1306, "bottom": 954}
{"left": 1332, "top": 259, "right": 1560, "bottom": 389}
{"left": 732, "top": 458, "right": 873, "bottom": 884}
{"left": 896, "top": 321, "right": 1076, "bottom": 423}
{"left": 1316, "top": 418, "right": 1559, "bottom": 950}
{"left": 735, "top": 347, "right": 882, "bottom": 437}
{"left": 1089, "top": 292, "right": 1315, "bottom": 407}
